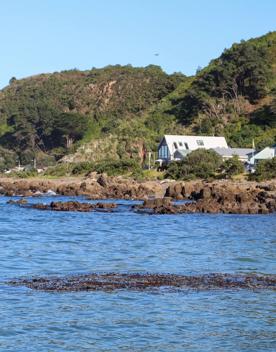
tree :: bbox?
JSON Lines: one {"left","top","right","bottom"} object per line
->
{"left": 220, "top": 155, "right": 244, "bottom": 178}
{"left": 9, "top": 77, "right": 17, "bottom": 84}
{"left": 53, "top": 113, "right": 88, "bottom": 148}
{"left": 173, "top": 40, "right": 271, "bottom": 126}
{"left": 165, "top": 149, "right": 223, "bottom": 180}
{"left": 252, "top": 97, "right": 276, "bottom": 128}
{"left": 250, "top": 157, "right": 276, "bottom": 181}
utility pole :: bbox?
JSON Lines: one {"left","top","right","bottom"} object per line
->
{"left": 252, "top": 139, "right": 255, "bottom": 166}
{"left": 148, "top": 151, "right": 152, "bottom": 170}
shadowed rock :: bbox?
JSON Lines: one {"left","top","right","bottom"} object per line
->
{"left": 31, "top": 201, "right": 117, "bottom": 212}
{"left": 136, "top": 181, "right": 276, "bottom": 214}
{"left": 9, "top": 273, "right": 276, "bottom": 292}
{"left": 7, "top": 198, "right": 28, "bottom": 205}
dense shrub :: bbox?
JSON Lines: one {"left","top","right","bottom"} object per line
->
{"left": 44, "top": 163, "right": 75, "bottom": 177}
{"left": 220, "top": 155, "right": 244, "bottom": 178}
{"left": 249, "top": 157, "right": 276, "bottom": 181}
{"left": 12, "top": 169, "right": 38, "bottom": 178}
{"left": 92, "top": 159, "right": 141, "bottom": 176}
{"left": 44, "top": 159, "right": 143, "bottom": 177}
{"left": 71, "top": 162, "right": 94, "bottom": 175}
{"left": 165, "top": 149, "right": 223, "bottom": 180}
{"left": 0, "top": 146, "right": 17, "bottom": 172}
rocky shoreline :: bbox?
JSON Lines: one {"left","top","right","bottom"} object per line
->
{"left": 9, "top": 273, "right": 276, "bottom": 292}
{"left": 1, "top": 175, "right": 276, "bottom": 214}
{"left": 0, "top": 174, "right": 165, "bottom": 199}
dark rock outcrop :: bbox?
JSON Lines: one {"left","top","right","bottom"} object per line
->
{"left": 162, "top": 181, "right": 276, "bottom": 214}
{"left": 31, "top": 201, "right": 117, "bottom": 212}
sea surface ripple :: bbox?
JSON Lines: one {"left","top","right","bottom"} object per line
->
{"left": 0, "top": 196, "right": 275, "bottom": 351}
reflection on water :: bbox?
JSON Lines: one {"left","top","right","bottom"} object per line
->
{"left": 0, "top": 196, "right": 275, "bottom": 351}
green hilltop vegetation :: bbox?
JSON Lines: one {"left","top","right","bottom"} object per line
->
{"left": 0, "top": 31, "right": 276, "bottom": 172}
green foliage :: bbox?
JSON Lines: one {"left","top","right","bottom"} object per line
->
{"left": 0, "top": 65, "right": 181, "bottom": 162}
{"left": 0, "top": 146, "right": 17, "bottom": 172}
{"left": 224, "top": 118, "right": 263, "bottom": 147}
{"left": 164, "top": 32, "right": 276, "bottom": 149}
{"left": 220, "top": 155, "right": 244, "bottom": 178}
{"left": 0, "top": 32, "right": 275, "bottom": 171}
{"left": 250, "top": 157, "right": 276, "bottom": 181}
{"left": 9, "top": 77, "right": 17, "bottom": 84}
{"left": 53, "top": 113, "right": 88, "bottom": 148}
{"left": 9, "top": 168, "right": 38, "bottom": 178}
{"left": 141, "top": 169, "right": 164, "bottom": 180}
{"left": 165, "top": 149, "right": 223, "bottom": 180}
{"left": 172, "top": 39, "right": 272, "bottom": 124}
{"left": 251, "top": 97, "right": 276, "bottom": 128}
{"left": 0, "top": 123, "right": 12, "bottom": 138}
{"left": 91, "top": 159, "right": 141, "bottom": 176}
{"left": 44, "top": 163, "right": 75, "bottom": 177}
{"left": 71, "top": 162, "right": 94, "bottom": 175}
{"left": 44, "top": 159, "right": 142, "bottom": 177}
{"left": 81, "top": 119, "right": 101, "bottom": 143}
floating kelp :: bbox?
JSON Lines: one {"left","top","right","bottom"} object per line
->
{"left": 9, "top": 273, "right": 276, "bottom": 292}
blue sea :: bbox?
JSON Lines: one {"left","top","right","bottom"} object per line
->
{"left": 0, "top": 196, "right": 275, "bottom": 351}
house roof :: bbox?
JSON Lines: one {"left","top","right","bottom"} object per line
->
{"left": 160, "top": 135, "right": 228, "bottom": 155}
{"left": 251, "top": 147, "right": 276, "bottom": 161}
{"left": 174, "top": 149, "right": 191, "bottom": 158}
{"left": 212, "top": 147, "right": 254, "bottom": 158}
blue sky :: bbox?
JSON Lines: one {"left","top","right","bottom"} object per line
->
{"left": 0, "top": 0, "right": 276, "bottom": 88}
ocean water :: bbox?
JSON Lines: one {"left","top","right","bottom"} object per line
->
{"left": 0, "top": 196, "right": 275, "bottom": 351}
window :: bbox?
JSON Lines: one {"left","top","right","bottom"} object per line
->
{"left": 179, "top": 142, "right": 183, "bottom": 147}
{"left": 158, "top": 145, "right": 169, "bottom": 159}
{"left": 184, "top": 143, "right": 189, "bottom": 150}
{"left": 173, "top": 142, "right": 178, "bottom": 149}
{"left": 196, "top": 140, "right": 204, "bottom": 146}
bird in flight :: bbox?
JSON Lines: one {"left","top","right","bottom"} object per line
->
{"left": 154, "top": 53, "right": 159, "bottom": 56}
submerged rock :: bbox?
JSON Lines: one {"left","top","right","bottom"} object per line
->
{"left": 7, "top": 198, "right": 28, "bottom": 205}
{"left": 31, "top": 201, "right": 117, "bottom": 212}
{"left": 9, "top": 273, "right": 276, "bottom": 292}
{"left": 95, "top": 202, "right": 117, "bottom": 209}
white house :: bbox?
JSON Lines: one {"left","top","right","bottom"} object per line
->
{"left": 249, "top": 145, "right": 276, "bottom": 165}
{"left": 157, "top": 135, "right": 228, "bottom": 163}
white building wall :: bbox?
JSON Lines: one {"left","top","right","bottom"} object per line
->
{"left": 161, "top": 135, "right": 228, "bottom": 161}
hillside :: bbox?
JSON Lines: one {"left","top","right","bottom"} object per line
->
{"left": 163, "top": 31, "right": 276, "bottom": 148}
{"left": 0, "top": 32, "right": 275, "bottom": 170}
{"left": 0, "top": 65, "right": 185, "bottom": 168}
